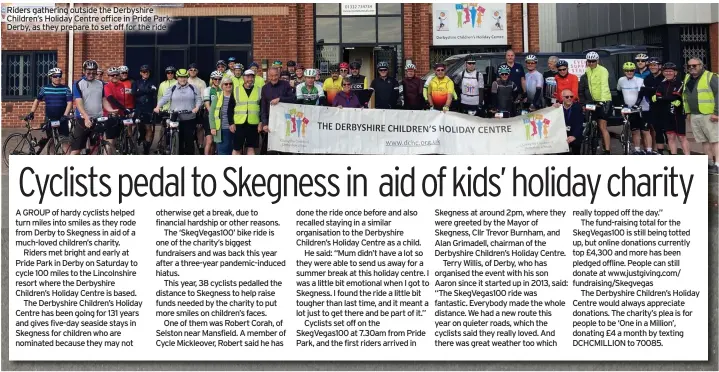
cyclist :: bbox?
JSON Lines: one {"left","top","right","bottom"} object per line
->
{"left": 370, "top": 62, "right": 400, "bottom": 109}
{"left": 339, "top": 62, "right": 350, "bottom": 79}
{"left": 226, "top": 70, "right": 262, "bottom": 155}
{"left": 333, "top": 78, "right": 362, "bottom": 108}
{"left": 617, "top": 62, "right": 652, "bottom": 154}
{"left": 231, "top": 64, "right": 244, "bottom": 89}
{"left": 454, "top": 55, "right": 484, "bottom": 116}
{"left": 652, "top": 62, "right": 688, "bottom": 155}
{"left": 323, "top": 65, "right": 342, "bottom": 106}
{"left": 104, "top": 66, "right": 136, "bottom": 154}
{"left": 293, "top": 65, "right": 305, "bottom": 87}
{"left": 97, "top": 68, "right": 105, "bottom": 84}
{"left": 296, "top": 68, "right": 326, "bottom": 106}
{"left": 118, "top": 66, "right": 134, "bottom": 109}
{"left": 579, "top": 51, "right": 612, "bottom": 154}
{"left": 683, "top": 58, "right": 718, "bottom": 173}
{"left": 203, "top": 70, "right": 224, "bottom": 155}
{"left": 157, "top": 66, "right": 177, "bottom": 111}
{"left": 315, "top": 70, "right": 323, "bottom": 91}
{"left": 280, "top": 70, "right": 292, "bottom": 82}
{"left": 27, "top": 67, "right": 72, "bottom": 154}
{"left": 553, "top": 89, "right": 583, "bottom": 155}
{"left": 154, "top": 68, "right": 202, "bottom": 155}
{"left": 641, "top": 57, "right": 666, "bottom": 154}
{"left": 287, "top": 60, "right": 297, "bottom": 76}
{"left": 425, "top": 63, "right": 455, "bottom": 112}
{"left": 132, "top": 64, "right": 156, "bottom": 154}
{"left": 401, "top": 63, "right": 425, "bottom": 111}
{"left": 211, "top": 76, "right": 235, "bottom": 155}
{"left": 634, "top": 54, "right": 650, "bottom": 79}
{"left": 490, "top": 65, "right": 520, "bottom": 118}
{"left": 348, "top": 61, "right": 370, "bottom": 107}
{"left": 249, "top": 62, "right": 265, "bottom": 88}
{"left": 226, "top": 57, "right": 237, "bottom": 77}
{"left": 215, "top": 60, "right": 227, "bottom": 76}
{"left": 504, "top": 49, "right": 525, "bottom": 94}
{"left": 187, "top": 63, "right": 207, "bottom": 92}
{"left": 70, "top": 60, "right": 116, "bottom": 155}
{"left": 553, "top": 60, "right": 578, "bottom": 102}
{"left": 524, "top": 55, "right": 544, "bottom": 111}
{"left": 543, "top": 56, "right": 559, "bottom": 106}
{"left": 260, "top": 67, "right": 296, "bottom": 138}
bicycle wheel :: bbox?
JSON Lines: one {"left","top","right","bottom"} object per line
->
{"left": 589, "top": 122, "right": 599, "bottom": 155}
{"left": 3, "top": 133, "right": 34, "bottom": 167}
{"left": 126, "top": 133, "right": 138, "bottom": 155}
{"left": 170, "top": 131, "right": 180, "bottom": 155}
{"left": 623, "top": 123, "right": 631, "bottom": 155}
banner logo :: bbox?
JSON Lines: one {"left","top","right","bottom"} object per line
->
{"left": 523, "top": 114, "right": 552, "bottom": 141}
{"left": 285, "top": 108, "right": 310, "bottom": 138}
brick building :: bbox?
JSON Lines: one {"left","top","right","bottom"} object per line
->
{"left": 1, "top": 3, "right": 540, "bottom": 127}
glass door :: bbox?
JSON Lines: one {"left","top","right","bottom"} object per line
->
{"left": 158, "top": 49, "right": 187, "bottom": 75}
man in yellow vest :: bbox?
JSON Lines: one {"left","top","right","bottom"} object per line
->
{"left": 683, "top": 58, "right": 718, "bottom": 174}
{"left": 225, "top": 69, "right": 261, "bottom": 155}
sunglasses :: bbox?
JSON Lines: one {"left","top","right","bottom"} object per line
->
{"left": 51, "top": 75, "right": 62, "bottom": 78}
{"left": 558, "top": 68, "right": 568, "bottom": 71}
{"left": 86, "top": 71, "right": 97, "bottom": 75}
{"left": 343, "top": 83, "right": 352, "bottom": 86}
{"left": 500, "top": 73, "right": 509, "bottom": 76}
{"left": 223, "top": 83, "right": 233, "bottom": 86}
{"left": 563, "top": 95, "right": 574, "bottom": 99}
{"left": 587, "top": 60, "right": 598, "bottom": 63}
{"left": 189, "top": 69, "right": 197, "bottom": 72}
{"left": 379, "top": 69, "right": 388, "bottom": 72}
{"left": 466, "top": 62, "right": 476, "bottom": 65}
{"left": 166, "top": 72, "right": 175, "bottom": 74}
{"left": 435, "top": 69, "right": 445, "bottom": 72}
{"left": 140, "top": 70, "right": 149, "bottom": 73}
{"left": 526, "top": 62, "right": 536, "bottom": 65}
{"left": 340, "top": 69, "right": 348, "bottom": 72}
{"left": 121, "top": 72, "right": 128, "bottom": 74}
{"left": 109, "top": 74, "right": 119, "bottom": 77}
{"left": 637, "top": 60, "right": 647, "bottom": 63}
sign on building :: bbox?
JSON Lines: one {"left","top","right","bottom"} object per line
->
{"left": 341, "top": 3, "right": 376, "bottom": 16}
{"left": 432, "top": 3, "right": 508, "bottom": 46}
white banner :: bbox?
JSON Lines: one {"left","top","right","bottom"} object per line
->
{"left": 268, "top": 104, "right": 569, "bottom": 155}
{"left": 564, "top": 59, "right": 587, "bottom": 77}
{"left": 341, "top": 3, "right": 376, "bottom": 15}
{"left": 432, "top": 3, "right": 508, "bottom": 46}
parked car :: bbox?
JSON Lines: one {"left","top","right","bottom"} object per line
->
{"left": 423, "top": 44, "right": 662, "bottom": 123}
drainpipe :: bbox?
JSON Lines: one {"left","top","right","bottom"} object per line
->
{"left": 68, "top": 2, "right": 74, "bottom": 82}
{"left": 522, "top": 3, "right": 529, "bottom": 53}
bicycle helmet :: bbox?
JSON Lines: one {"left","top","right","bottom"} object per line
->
{"left": 405, "top": 63, "right": 416, "bottom": 70}
{"left": 216, "top": 60, "right": 227, "bottom": 68}
{"left": 525, "top": 54, "right": 538, "bottom": 63}
{"left": 48, "top": 67, "right": 62, "bottom": 76}
{"left": 648, "top": 57, "right": 661, "bottom": 65}
{"left": 187, "top": 63, "right": 198, "bottom": 70}
{"left": 434, "top": 63, "right": 446, "bottom": 70}
{"left": 623, "top": 62, "right": 636, "bottom": 71}
{"left": 498, "top": 65, "right": 511, "bottom": 74}
{"left": 585, "top": 51, "right": 599, "bottom": 61}
{"left": 377, "top": 61, "right": 389, "bottom": 70}
{"left": 339, "top": 62, "right": 350, "bottom": 70}
{"left": 662, "top": 62, "right": 677, "bottom": 71}
{"left": 249, "top": 62, "right": 259, "bottom": 69}
{"left": 107, "top": 67, "right": 121, "bottom": 75}
{"left": 304, "top": 69, "right": 317, "bottom": 77}
{"left": 210, "top": 71, "right": 223, "bottom": 79}
{"left": 176, "top": 68, "right": 189, "bottom": 77}
{"left": 635, "top": 53, "right": 648, "bottom": 61}
{"left": 243, "top": 69, "right": 255, "bottom": 76}
{"left": 287, "top": 60, "right": 297, "bottom": 67}
{"left": 280, "top": 70, "right": 291, "bottom": 78}
{"left": 118, "top": 65, "right": 129, "bottom": 73}
{"left": 83, "top": 59, "right": 98, "bottom": 70}
{"left": 556, "top": 60, "right": 568, "bottom": 68}
{"left": 233, "top": 63, "right": 244, "bottom": 70}
{"left": 139, "top": 64, "right": 150, "bottom": 71}
{"left": 165, "top": 66, "right": 176, "bottom": 73}
{"left": 349, "top": 61, "right": 361, "bottom": 69}
{"left": 227, "top": 57, "right": 236, "bottom": 63}
{"left": 465, "top": 54, "right": 477, "bottom": 63}
{"left": 330, "top": 64, "right": 339, "bottom": 72}
{"left": 273, "top": 60, "right": 282, "bottom": 66}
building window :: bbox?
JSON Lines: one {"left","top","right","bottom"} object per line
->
{"left": 2, "top": 51, "right": 57, "bottom": 100}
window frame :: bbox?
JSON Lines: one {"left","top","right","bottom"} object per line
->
{"left": 2, "top": 51, "right": 57, "bottom": 101}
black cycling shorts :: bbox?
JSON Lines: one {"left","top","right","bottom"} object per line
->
{"left": 590, "top": 102, "right": 611, "bottom": 122}
{"left": 70, "top": 118, "right": 92, "bottom": 150}
{"left": 233, "top": 123, "right": 259, "bottom": 151}
{"left": 628, "top": 112, "right": 648, "bottom": 131}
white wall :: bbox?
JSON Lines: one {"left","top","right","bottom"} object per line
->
{"left": 665, "top": 3, "right": 719, "bottom": 24}
{"left": 539, "top": 3, "right": 561, "bottom": 52}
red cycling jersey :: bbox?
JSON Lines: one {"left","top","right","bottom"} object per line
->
{"left": 104, "top": 80, "right": 132, "bottom": 115}
{"left": 121, "top": 79, "right": 134, "bottom": 109}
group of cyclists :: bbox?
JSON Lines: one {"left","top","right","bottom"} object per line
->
{"left": 21, "top": 49, "right": 718, "bottom": 164}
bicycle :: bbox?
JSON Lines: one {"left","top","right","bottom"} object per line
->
{"left": 116, "top": 110, "right": 141, "bottom": 155}
{"left": 79, "top": 116, "right": 113, "bottom": 155}
{"left": 615, "top": 106, "right": 640, "bottom": 155}
{"left": 155, "top": 110, "right": 191, "bottom": 155}
{"left": 581, "top": 103, "right": 601, "bottom": 155}
{"left": 2, "top": 116, "right": 71, "bottom": 167}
